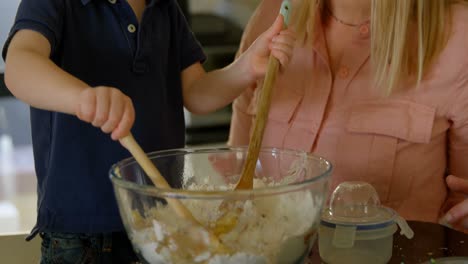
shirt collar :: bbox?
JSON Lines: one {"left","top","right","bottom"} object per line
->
{"left": 310, "top": 12, "right": 330, "bottom": 65}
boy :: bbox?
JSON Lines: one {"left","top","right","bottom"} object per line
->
{"left": 2, "top": 0, "right": 295, "bottom": 262}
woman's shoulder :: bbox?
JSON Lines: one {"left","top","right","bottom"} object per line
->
{"left": 239, "top": 0, "right": 284, "bottom": 50}
{"left": 436, "top": 3, "right": 468, "bottom": 79}
{"left": 251, "top": 0, "right": 284, "bottom": 27}
{"left": 447, "top": 3, "right": 468, "bottom": 48}
{"left": 440, "top": 3, "right": 468, "bottom": 119}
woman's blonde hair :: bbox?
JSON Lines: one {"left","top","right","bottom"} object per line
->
{"left": 294, "top": 0, "right": 459, "bottom": 95}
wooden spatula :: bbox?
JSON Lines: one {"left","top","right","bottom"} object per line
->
{"left": 213, "top": 1, "right": 292, "bottom": 235}
{"left": 236, "top": 0, "right": 291, "bottom": 190}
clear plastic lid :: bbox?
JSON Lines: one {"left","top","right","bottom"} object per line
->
{"left": 322, "top": 181, "right": 394, "bottom": 225}
{"left": 321, "top": 182, "right": 413, "bottom": 240}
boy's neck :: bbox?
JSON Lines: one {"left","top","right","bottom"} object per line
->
{"left": 127, "top": 0, "right": 147, "bottom": 23}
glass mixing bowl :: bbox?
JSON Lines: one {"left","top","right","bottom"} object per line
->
{"left": 110, "top": 147, "right": 332, "bottom": 264}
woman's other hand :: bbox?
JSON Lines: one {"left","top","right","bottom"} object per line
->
{"left": 442, "top": 175, "right": 468, "bottom": 231}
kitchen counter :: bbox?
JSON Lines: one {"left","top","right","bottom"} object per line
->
{"left": 7, "top": 144, "right": 466, "bottom": 264}
{"left": 0, "top": 144, "right": 36, "bottom": 234}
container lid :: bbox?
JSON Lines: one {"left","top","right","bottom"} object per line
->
{"left": 322, "top": 181, "right": 395, "bottom": 228}
{"left": 320, "top": 182, "right": 413, "bottom": 248}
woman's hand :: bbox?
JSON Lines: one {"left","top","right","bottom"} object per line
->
{"left": 75, "top": 87, "right": 135, "bottom": 140}
{"left": 239, "top": 14, "right": 296, "bottom": 82}
{"left": 442, "top": 175, "right": 468, "bottom": 230}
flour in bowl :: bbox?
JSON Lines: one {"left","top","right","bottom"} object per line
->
{"left": 129, "top": 179, "right": 323, "bottom": 264}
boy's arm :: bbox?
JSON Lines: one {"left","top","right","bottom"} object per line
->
{"left": 182, "top": 15, "right": 295, "bottom": 114}
{"left": 181, "top": 58, "right": 255, "bottom": 115}
{"left": 5, "top": 30, "right": 87, "bottom": 115}
{"left": 5, "top": 30, "right": 134, "bottom": 140}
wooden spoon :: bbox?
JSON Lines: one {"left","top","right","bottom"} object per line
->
{"left": 119, "top": 134, "right": 228, "bottom": 252}
{"left": 120, "top": 134, "right": 198, "bottom": 221}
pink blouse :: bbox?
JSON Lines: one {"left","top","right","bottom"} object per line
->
{"left": 228, "top": 0, "right": 468, "bottom": 224}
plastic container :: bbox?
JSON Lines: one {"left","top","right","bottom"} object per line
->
{"left": 318, "top": 182, "right": 414, "bottom": 264}
{"left": 110, "top": 147, "right": 332, "bottom": 264}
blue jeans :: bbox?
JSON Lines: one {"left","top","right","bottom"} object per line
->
{"left": 39, "top": 231, "right": 141, "bottom": 264}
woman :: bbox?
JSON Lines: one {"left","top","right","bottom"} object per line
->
{"left": 228, "top": 0, "right": 468, "bottom": 231}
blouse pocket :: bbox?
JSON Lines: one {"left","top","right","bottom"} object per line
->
{"left": 345, "top": 99, "right": 436, "bottom": 204}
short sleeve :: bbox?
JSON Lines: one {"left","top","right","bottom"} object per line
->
{"left": 228, "top": 86, "right": 256, "bottom": 147}
{"left": 448, "top": 75, "right": 468, "bottom": 181}
{"left": 173, "top": 2, "right": 206, "bottom": 70}
{"left": 2, "top": 0, "right": 64, "bottom": 61}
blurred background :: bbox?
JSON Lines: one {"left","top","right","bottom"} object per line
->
{"left": 0, "top": 0, "right": 259, "bottom": 261}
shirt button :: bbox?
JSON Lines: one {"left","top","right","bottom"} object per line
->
{"left": 133, "top": 61, "right": 149, "bottom": 73}
{"left": 338, "top": 66, "right": 349, "bottom": 78}
{"left": 127, "top": 24, "right": 136, "bottom": 33}
{"left": 359, "top": 24, "right": 369, "bottom": 37}
{"left": 108, "top": 0, "right": 116, "bottom": 4}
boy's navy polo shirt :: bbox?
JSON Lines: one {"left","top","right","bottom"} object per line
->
{"left": 2, "top": 0, "right": 205, "bottom": 238}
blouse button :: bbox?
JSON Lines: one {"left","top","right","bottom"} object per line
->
{"left": 359, "top": 24, "right": 369, "bottom": 37}
{"left": 127, "top": 24, "right": 136, "bottom": 33}
{"left": 108, "top": 0, "right": 116, "bottom": 4}
{"left": 338, "top": 66, "right": 350, "bottom": 78}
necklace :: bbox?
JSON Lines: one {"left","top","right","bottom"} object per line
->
{"left": 325, "top": 5, "right": 370, "bottom": 27}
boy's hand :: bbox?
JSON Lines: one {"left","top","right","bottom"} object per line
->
{"left": 240, "top": 14, "right": 296, "bottom": 81}
{"left": 75, "top": 87, "right": 135, "bottom": 140}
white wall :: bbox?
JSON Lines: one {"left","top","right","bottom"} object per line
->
{"left": 0, "top": 0, "right": 21, "bottom": 72}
